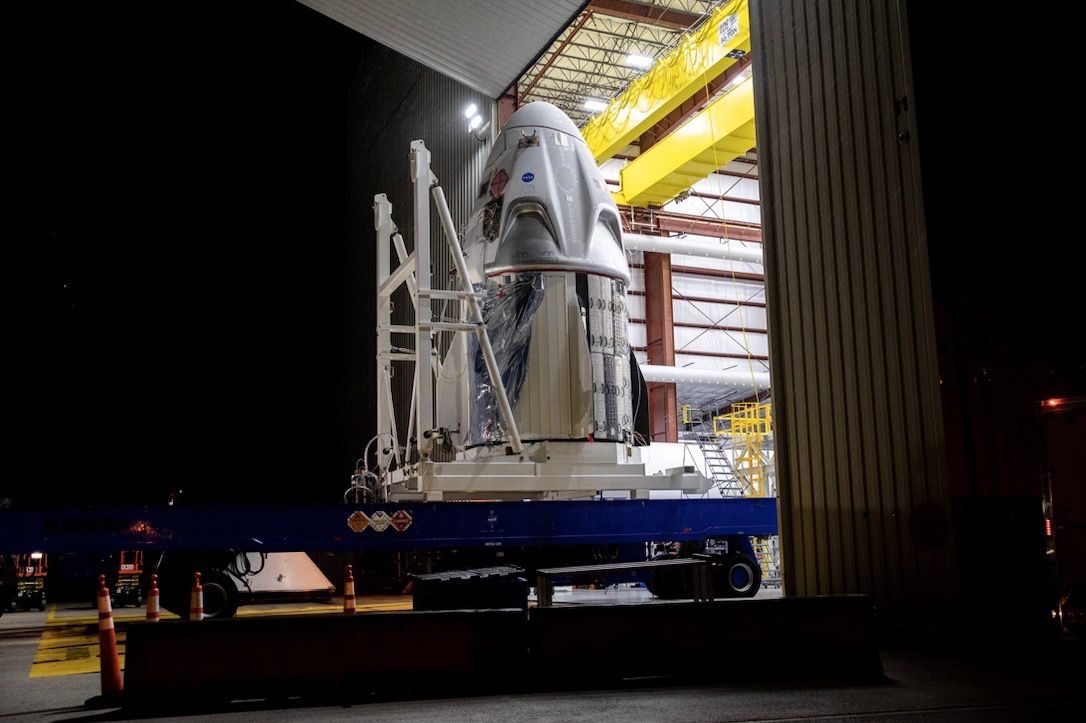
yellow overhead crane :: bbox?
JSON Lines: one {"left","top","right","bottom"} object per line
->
{"left": 613, "top": 78, "right": 755, "bottom": 207}
{"left": 582, "top": 0, "right": 751, "bottom": 163}
{"left": 580, "top": 0, "right": 756, "bottom": 208}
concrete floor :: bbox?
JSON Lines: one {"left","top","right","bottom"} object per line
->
{"left": 1, "top": 591, "right": 1082, "bottom": 722}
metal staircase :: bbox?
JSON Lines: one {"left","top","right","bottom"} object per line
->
{"left": 684, "top": 402, "right": 782, "bottom": 585}
{"left": 692, "top": 416, "right": 745, "bottom": 497}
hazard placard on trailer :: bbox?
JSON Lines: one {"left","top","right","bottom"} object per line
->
{"left": 346, "top": 511, "right": 370, "bottom": 533}
{"left": 390, "top": 510, "right": 412, "bottom": 533}
{"left": 369, "top": 510, "right": 392, "bottom": 532}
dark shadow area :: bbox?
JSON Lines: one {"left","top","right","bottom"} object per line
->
{"left": 8, "top": 1, "right": 391, "bottom": 506}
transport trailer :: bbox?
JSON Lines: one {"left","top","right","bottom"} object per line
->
{"left": 0, "top": 498, "right": 777, "bottom": 615}
{"left": 0, "top": 499, "right": 775, "bottom": 554}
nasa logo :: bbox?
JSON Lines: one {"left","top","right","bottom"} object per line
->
{"left": 521, "top": 172, "right": 535, "bottom": 182}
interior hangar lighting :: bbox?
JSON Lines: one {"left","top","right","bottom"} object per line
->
{"left": 583, "top": 98, "right": 608, "bottom": 112}
{"left": 463, "top": 102, "right": 490, "bottom": 141}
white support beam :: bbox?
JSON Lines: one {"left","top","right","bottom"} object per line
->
{"left": 431, "top": 183, "right": 524, "bottom": 455}
{"left": 378, "top": 250, "right": 417, "bottom": 298}
{"left": 624, "top": 233, "right": 763, "bottom": 264}
{"left": 392, "top": 233, "right": 419, "bottom": 303}
{"left": 410, "top": 141, "right": 434, "bottom": 455}
{"left": 374, "top": 193, "right": 396, "bottom": 470}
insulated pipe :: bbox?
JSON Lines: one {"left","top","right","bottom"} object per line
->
{"left": 639, "top": 363, "right": 770, "bottom": 389}
{"left": 623, "top": 232, "right": 763, "bottom": 264}
{"left": 431, "top": 185, "right": 524, "bottom": 455}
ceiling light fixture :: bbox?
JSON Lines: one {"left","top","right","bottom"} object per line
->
{"left": 626, "top": 54, "right": 654, "bottom": 69}
{"left": 583, "top": 98, "right": 608, "bottom": 112}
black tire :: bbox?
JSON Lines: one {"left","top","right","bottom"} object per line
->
{"left": 715, "top": 552, "right": 761, "bottom": 598}
{"left": 192, "top": 569, "right": 239, "bottom": 619}
{"left": 161, "top": 568, "right": 239, "bottom": 620}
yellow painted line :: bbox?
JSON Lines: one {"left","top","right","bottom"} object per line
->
{"left": 237, "top": 604, "right": 338, "bottom": 617}
{"left": 29, "top": 605, "right": 176, "bottom": 678}
{"left": 30, "top": 622, "right": 121, "bottom": 678}
{"left": 237, "top": 601, "right": 412, "bottom": 617}
{"left": 28, "top": 599, "right": 412, "bottom": 678}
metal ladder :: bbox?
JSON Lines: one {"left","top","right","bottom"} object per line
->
{"left": 693, "top": 416, "right": 745, "bottom": 497}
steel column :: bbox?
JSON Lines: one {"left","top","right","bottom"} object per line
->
{"left": 644, "top": 250, "right": 678, "bottom": 442}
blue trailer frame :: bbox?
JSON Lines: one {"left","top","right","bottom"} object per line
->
{"left": 0, "top": 499, "right": 776, "bottom": 553}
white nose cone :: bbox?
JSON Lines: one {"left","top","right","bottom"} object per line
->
{"left": 463, "top": 102, "right": 629, "bottom": 285}
{"left": 502, "top": 101, "right": 582, "bottom": 137}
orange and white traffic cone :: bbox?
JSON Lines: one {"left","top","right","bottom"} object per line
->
{"left": 190, "top": 571, "right": 204, "bottom": 621}
{"left": 145, "top": 573, "right": 160, "bottom": 622}
{"left": 343, "top": 564, "right": 356, "bottom": 615}
{"left": 97, "top": 574, "right": 123, "bottom": 696}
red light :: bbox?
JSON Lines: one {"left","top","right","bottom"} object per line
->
{"left": 1045, "top": 398, "right": 1062, "bottom": 407}
{"left": 1045, "top": 518, "right": 1053, "bottom": 537}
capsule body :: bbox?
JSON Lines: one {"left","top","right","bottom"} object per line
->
{"left": 458, "top": 103, "right": 636, "bottom": 447}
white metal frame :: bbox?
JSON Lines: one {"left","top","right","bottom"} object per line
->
{"left": 375, "top": 142, "right": 522, "bottom": 471}
{"left": 373, "top": 140, "right": 712, "bottom": 501}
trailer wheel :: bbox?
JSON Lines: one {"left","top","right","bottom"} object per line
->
{"left": 715, "top": 553, "right": 760, "bottom": 597}
{"left": 160, "top": 568, "right": 239, "bottom": 619}
{"left": 194, "top": 569, "right": 239, "bottom": 619}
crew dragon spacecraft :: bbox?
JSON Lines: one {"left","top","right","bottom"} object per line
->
{"left": 373, "top": 101, "right": 710, "bottom": 500}
{"left": 451, "top": 102, "right": 646, "bottom": 449}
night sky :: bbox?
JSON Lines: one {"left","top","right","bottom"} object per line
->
{"left": 10, "top": 2, "right": 371, "bottom": 505}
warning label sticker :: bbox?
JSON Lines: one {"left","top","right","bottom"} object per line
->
{"left": 718, "top": 13, "right": 739, "bottom": 45}
{"left": 347, "top": 511, "right": 370, "bottom": 533}
{"left": 390, "top": 510, "right": 413, "bottom": 533}
{"left": 369, "top": 510, "right": 392, "bottom": 532}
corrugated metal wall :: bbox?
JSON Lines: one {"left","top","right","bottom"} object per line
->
{"left": 750, "top": 0, "right": 956, "bottom": 621}
{"left": 345, "top": 42, "right": 494, "bottom": 462}
{"left": 299, "top": 0, "right": 583, "bottom": 97}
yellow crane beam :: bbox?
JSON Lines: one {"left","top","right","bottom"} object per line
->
{"left": 581, "top": 0, "right": 751, "bottom": 164}
{"left": 612, "top": 76, "right": 755, "bottom": 207}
